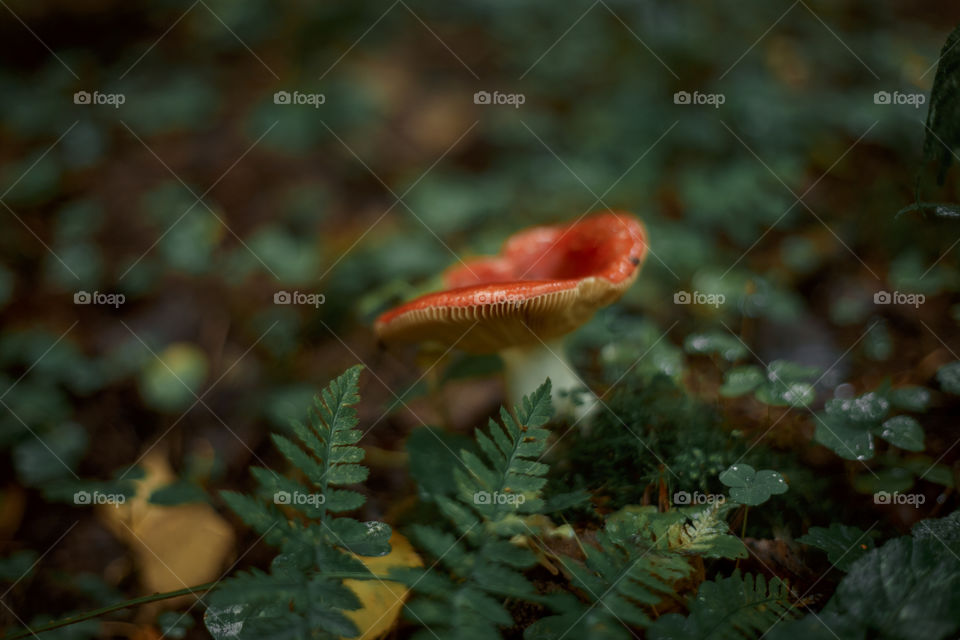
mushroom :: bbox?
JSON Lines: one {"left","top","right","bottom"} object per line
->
{"left": 375, "top": 211, "right": 648, "bottom": 420}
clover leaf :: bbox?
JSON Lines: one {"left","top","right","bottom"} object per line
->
{"left": 719, "top": 365, "right": 764, "bottom": 397}
{"left": 889, "top": 386, "right": 932, "bottom": 413}
{"left": 813, "top": 415, "right": 875, "bottom": 461}
{"left": 815, "top": 389, "right": 925, "bottom": 460}
{"left": 719, "top": 464, "right": 788, "bottom": 506}
{"left": 719, "top": 360, "right": 818, "bottom": 407}
{"left": 937, "top": 361, "right": 960, "bottom": 395}
{"left": 875, "top": 415, "right": 925, "bottom": 452}
{"left": 683, "top": 331, "right": 748, "bottom": 363}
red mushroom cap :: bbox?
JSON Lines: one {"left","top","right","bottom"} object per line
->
{"left": 375, "top": 211, "right": 648, "bottom": 353}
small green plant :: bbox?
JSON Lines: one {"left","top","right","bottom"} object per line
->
{"left": 204, "top": 365, "right": 391, "bottom": 639}
{"left": 719, "top": 360, "right": 819, "bottom": 408}
{"left": 813, "top": 385, "right": 927, "bottom": 461}
{"left": 648, "top": 570, "right": 800, "bottom": 639}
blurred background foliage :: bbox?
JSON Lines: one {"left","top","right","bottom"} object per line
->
{"left": 1, "top": 0, "right": 960, "bottom": 635}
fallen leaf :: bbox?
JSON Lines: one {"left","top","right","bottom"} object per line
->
{"left": 342, "top": 531, "right": 422, "bottom": 639}
{"left": 99, "top": 450, "right": 234, "bottom": 602}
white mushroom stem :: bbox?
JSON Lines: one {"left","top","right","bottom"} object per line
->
{"left": 499, "top": 338, "right": 598, "bottom": 424}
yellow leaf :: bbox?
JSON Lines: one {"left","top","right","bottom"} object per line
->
{"left": 99, "top": 450, "right": 234, "bottom": 601}
{"left": 341, "top": 531, "right": 422, "bottom": 639}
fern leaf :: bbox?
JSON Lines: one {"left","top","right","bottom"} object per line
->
{"left": 396, "top": 382, "right": 557, "bottom": 639}
{"left": 206, "top": 365, "right": 390, "bottom": 640}
{"left": 454, "top": 379, "right": 554, "bottom": 524}
{"left": 527, "top": 507, "right": 696, "bottom": 639}
{"left": 648, "top": 570, "right": 799, "bottom": 640}
{"left": 276, "top": 364, "right": 367, "bottom": 518}
{"left": 665, "top": 502, "right": 748, "bottom": 559}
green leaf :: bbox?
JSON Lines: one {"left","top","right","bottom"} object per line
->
{"left": 664, "top": 503, "right": 747, "bottom": 559}
{"left": 826, "top": 392, "right": 890, "bottom": 424}
{"left": 648, "top": 571, "right": 799, "bottom": 640}
{"left": 823, "top": 512, "right": 960, "bottom": 639}
{"left": 922, "top": 24, "right": 960, "bottom": 184}
{"left": 813, "top": 413, "right": 875, "bottom": 461}
{"left": 889, "top": 386, "right": 932, "bottom": 412}
{"left": 325, "top": 518, "right": 391, "bottom": 557}
{"left": 454, "top": 379, "right": 554, "bottom": 524}
{"left": 208, "top": 366, "right": 389, "bottom": 640}
{"left": 756, "top": 381, "right": 815, "bottom": 407}
{"left": 766, "top": 359, "right": 819, "bottom": 383}
{"left": 719, "top": 365, "right": 764, "bottom": 397}
{"left": 532, "top": 508, "right": 697, "bottom": 637}
{"left": 937, "top": 361, "right": 960, "bottom": 395}
{"left": 875, "top": 415, "right": 925, "bottom": 452}
{"left": 797, "top": 524, "right": 875, "bottom": 572}
{"left": 401, "top": 383, "right": 557, "bottom": 640}
{"left": 683, "top": 331, "right": 747, "bottom": 362}
{"left": 719, "top": 464, "right": 788, "bottom": 506}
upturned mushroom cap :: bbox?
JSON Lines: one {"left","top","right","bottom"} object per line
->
{"left": 374, "top": 212, "right": 648, "bottom": 353}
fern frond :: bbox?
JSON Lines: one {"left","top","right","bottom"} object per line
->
{"left": 272, "top": 363, "right": 367, "bottom": 518}
{"left": 665, "top": 502, "right": 748, "bottom": 559}
{"left": 526, "top": 506, "right": 696, "bottom": 639}
{"left": 648, "top": 570, "right": 800, "bottom": 640}
{"left": 205, "top": 365, "right": 390, "bottom": 640}
{"left": 454, "top": 379, "right": 554, "bottom": 526}
{"left": 395, "top": 381, "right": 562, "bottom": 639}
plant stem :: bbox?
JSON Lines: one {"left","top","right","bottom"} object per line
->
{"left": 3, "top": 582, "right": 218, "bottom": 640}
{"left": 734, "top": 506, "right": 750, "bottom": 570}
{"left": 3, "top": 570, "right": 399, "bottom": 640}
